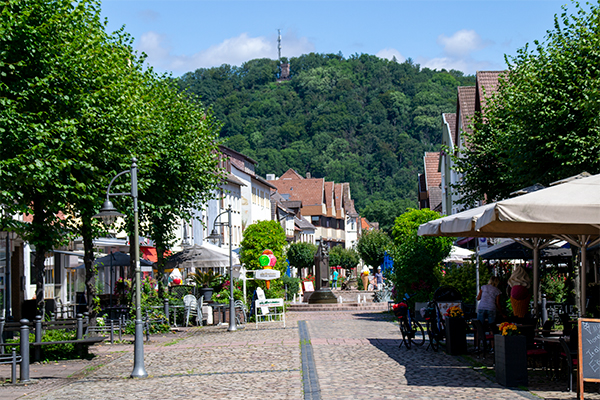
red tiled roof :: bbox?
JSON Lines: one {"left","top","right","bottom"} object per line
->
{"left": 442, "top": 113, "right": 457, "bottom": 145}
{"left": 476, "top": 71, "right": 505, "bottom": 115}
{"left": 334, "top": 183, "right": 343, "bottom": 210}
{"left": 324, "top": 182, "right": 334, "bottom": 210}
{"left": 424, "top": 152, "right": 441, "bottom": 188}
{"left": 361, "top": 217, "right": 370, "bottom": 230}
{"left": 270, "top": 178, "right": 324, "bottom": 206}
{"left": 456, "top": 86, "right": 477, "bottom": 143}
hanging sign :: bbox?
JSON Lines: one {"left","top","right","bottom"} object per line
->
{"left": 255, "top": 269, "right": 281, "bottom": 280}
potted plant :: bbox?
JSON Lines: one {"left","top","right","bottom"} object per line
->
{"left": 495, "top": 322, "right": 527, "bottom": 387}
{"left": 191, "top": 270, "right": 222, "bottom": 302}
{"left": 444, "top": 306, "right": 467, "bottom": 355}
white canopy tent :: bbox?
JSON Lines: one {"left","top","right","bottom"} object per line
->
{"left": 166, "top": 243, "right": 241, "bottom": 276}
{"left": 443, "top": 246, "right": 474, "bottom": 264}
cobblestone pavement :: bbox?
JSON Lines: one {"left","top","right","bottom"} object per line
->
{"left": 1, "top": 310, "right": 599, "bottom": 399}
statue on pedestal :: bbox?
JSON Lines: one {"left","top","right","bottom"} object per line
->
{"left": 309, "top": 241, "right": 337, "bottom": 304}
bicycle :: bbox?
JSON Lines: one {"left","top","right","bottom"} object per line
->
{"left": 424, "top": 300, "right": 445, "bottom": 352}
{"left": 393, "top": 293, "right": 425, "bottom": 349}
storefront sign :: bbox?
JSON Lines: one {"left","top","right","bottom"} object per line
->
{"left": 254, "top": 270, "right": 281, "bottom": 280}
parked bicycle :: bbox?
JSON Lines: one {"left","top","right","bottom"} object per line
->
{"left": 393, "top": 293, "right": 425, "bottom": 349}
{"left": 424, "top": 300, "right": 445, "bottom": 351}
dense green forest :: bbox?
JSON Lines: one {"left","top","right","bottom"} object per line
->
{"left": 178, "top": 53, "right": 475, "bottom": 231}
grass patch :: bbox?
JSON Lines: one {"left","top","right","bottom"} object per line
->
{"left": 163, "top": 338, "right": 184, "bottom": 347}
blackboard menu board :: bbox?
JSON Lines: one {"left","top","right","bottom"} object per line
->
{"left": 578, "top": 318, "right": 600, "bottom": 399}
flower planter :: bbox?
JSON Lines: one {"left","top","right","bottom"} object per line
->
{"left": 198, "top": 287, "right": 214, "bottom": 302}
{"left": 445, "top": 317, "right": 467, "bottom": 355}
{"left": 494, "top": 334, "right": 528, "bottom": 387}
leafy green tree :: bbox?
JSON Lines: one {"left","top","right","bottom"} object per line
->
{"left": 390, "top": 208, "right": 453, "bottom": 302}
{"left": 240, "top": 221, "right": 287, "bottom": 299}
{"left": 0, "top": 0, "right": 145, "bottom": 313}
{"left": 456, "top": 1, "right": 600, "bottom": 204}
{"left": 356, "top": 230, "right": 393, "bottom": 268}
{"left": 286, "top": 242, "right": 317, "bottom": 276}
{"left": 329, "top": 246, "right": 360, "bottom": 276}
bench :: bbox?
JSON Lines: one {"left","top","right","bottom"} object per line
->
{"left": 0, "top": 317, "right": 106, "bottom": 384}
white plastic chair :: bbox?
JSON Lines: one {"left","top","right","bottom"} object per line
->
{"left": 183, "top": 295, "right": 200, "bottom": 326}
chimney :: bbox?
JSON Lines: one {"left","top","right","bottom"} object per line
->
{"left": 306, "top": 172, "right": 311, "bottom": 179}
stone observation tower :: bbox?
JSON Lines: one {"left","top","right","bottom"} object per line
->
{"left": 277, "top": 29, "right": 290, "bottom": 80}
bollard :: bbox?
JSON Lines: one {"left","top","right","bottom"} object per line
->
{"left": 0, "top": 316, "right": 5, "bottom": 355}
{"left": 164, "top": 298, "right": 170, "bottom": 325}
{"left": 20, "top": 319, "right": 30, "bottom": 383}
{"left": 34, "top": 315, "right": 42, "bottom": 362}
{"left": 11, "top": 347, "right": 17, "bottom": 384}
{"left": 76, "top": 314, "right": 83, "bottom": 340}
{"left": 83, "top": 312, "right": 90, "bottom": 336}
{"left": 110, "top": 320, "right": 114, "bottom": 344}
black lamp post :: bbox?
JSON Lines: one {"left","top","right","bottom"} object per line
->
{"left": 206, "top": 205, "right": 236, "bottom": 332}
{"left": 93, "top": 158, "right": 147, "bottom": 378}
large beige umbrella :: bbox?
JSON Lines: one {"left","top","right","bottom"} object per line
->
{"left": 419, "top": 173, "right": 600, "bottom": 317}
{"left": 474, "top": 173, "right": 600, "bottom": 315}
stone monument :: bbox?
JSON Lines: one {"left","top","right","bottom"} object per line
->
{"left": 308, "top": 242, "right": 337, "bottom": 304}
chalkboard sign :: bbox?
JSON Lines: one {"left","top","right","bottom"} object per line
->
{"left": 578, "top": 318, "right": 600, "bottom": 399}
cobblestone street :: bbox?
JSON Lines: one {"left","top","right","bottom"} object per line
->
{"left": 1, "top": 310, "right": 598, "bottom": 399}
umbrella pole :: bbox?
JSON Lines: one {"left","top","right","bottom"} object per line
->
{"left": 475, "top": 240, "right": 480, "bottom": 303}
{"left": 533, "top": 239, "right": 540, "bottom": 323}
{"left": 581, "top": 237, "right": 588, "bottom": 317}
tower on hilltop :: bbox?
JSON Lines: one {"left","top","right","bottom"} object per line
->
{"left": 277, "top": 29, "right": 290, "bottom": 81}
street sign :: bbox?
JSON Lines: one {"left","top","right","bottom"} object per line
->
{"left": 254, "top": 269, "right": 281, "bottom": 280}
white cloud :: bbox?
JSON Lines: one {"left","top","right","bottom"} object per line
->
{"left": 416, "top": 29, "right": 498, "bottom": 74}
{"left": 437, "top": 29, "right": 487, "bottom": 57}
{"left": 376, "top": 48, "right": 405, "bottom": 63}
{"left": 136, "top": 31, "right": 315, "bottom": 74}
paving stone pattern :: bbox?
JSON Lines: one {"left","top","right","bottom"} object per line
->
{"left": 1, "top": 309, "right": 599, "bottom": 399}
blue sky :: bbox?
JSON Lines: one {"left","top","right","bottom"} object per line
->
{"left": 100, "top": 0, "right": 570, "bottom": 77}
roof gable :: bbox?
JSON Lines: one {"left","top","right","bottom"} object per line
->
{"left": 270, "top": 178, "right": 324, "bottom": 206}
{"left": 456, "top": 86, "right": 477, "bottom": 143}
{"left": 476, "top": 71, "right": 505, "bottom": 116}
{"left": 280, "top": 169, "right": 304, "bottom": 180}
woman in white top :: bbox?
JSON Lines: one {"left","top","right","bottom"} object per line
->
{"left": 476, "top": 276, "right": 501, "bottom": 325}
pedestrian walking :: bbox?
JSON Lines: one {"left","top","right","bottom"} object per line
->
{"left": 375, "top": 266, "right": 383, "bottom": 291}
{"left": 332, "top": 268, "right": 339, "bottom": 289}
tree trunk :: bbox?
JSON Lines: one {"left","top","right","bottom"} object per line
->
{"left": 82, "top": 215, "right": 96, "bottom": 326}
{"left": 156, "top": 244, "right": 166, "bottom": 299}
{"left": 31, "top": 202, "right": 48, "bottom": 316}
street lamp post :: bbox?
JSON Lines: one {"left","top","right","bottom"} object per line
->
{"left": 207, "top": 205, "right": 236, "bottom": 332}
{"left": 93, "top": 158, "right": 147, "bottom": 378}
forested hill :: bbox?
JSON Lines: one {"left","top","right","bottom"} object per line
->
{"left": 177, "top": 53, "right": 475, "bottom": 231}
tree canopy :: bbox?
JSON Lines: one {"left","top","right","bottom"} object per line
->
{"left": 455, "top": 1, "right": 600, "bottom": 204}
{"left": 356, "top": 229, "right": 393, "bottom": 269}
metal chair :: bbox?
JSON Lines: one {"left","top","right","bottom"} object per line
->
{"left": 183, "top": 295, "right": 200, "bottom": 327}
{"left": 235, "top": 300, "right": 248, "bottom": 325}
{"left": 559, "top": 338, "right": 577, "bottom": 392}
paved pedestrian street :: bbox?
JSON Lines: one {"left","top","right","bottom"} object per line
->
{"left": 1, "top": 309, "right": 599, "bottom": 399}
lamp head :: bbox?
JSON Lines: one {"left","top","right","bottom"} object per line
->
{"left": 206, "top": 228, "right": 223, "bottom": 244}
{"left": 93, "top": 199, "right": 124, "bottom": 226}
